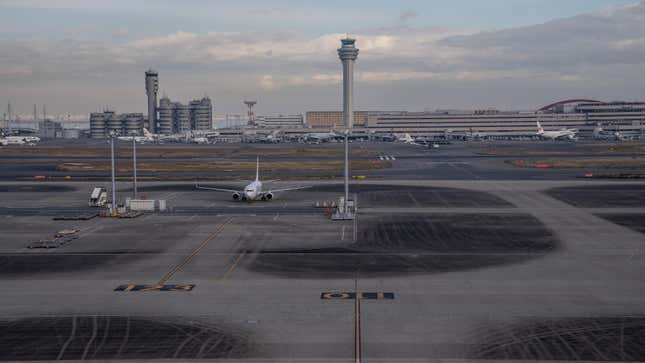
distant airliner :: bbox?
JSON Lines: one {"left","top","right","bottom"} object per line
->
{"left": 536, "top": 121, "right": 578, "bottom": 140}
{"left": 395, "top": 133, "right": 425, "bottom": 146}
{"left": 195, "top": 157, "right": 310, "bottom": 201}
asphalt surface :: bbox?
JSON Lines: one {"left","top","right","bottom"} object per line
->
{"left": 1, "top": 141, "right": 645, "bottom": 362}
{"left": 2, "top": 140, "right": 645, "bottom": 181}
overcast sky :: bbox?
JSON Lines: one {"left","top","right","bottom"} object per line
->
{"left": 1, "top": 0, "right": 644, "bottom": 116}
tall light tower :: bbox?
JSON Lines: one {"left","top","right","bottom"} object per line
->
{"left": 244, "top": 100, "right": 257, "bottom": 126}
{"left": 145, "top": 69, "right": 159, "bottom": 133}
{"left": 337, "top": 38, "right": 359, "bottom": 219}
{"left": 6, "top": 101, "right": 12, "bottom": 134}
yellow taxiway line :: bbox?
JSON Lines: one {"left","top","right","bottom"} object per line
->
{"left": 157, "top": 217, "right": 233, "bottom": 285}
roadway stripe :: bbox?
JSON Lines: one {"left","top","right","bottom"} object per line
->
{"left": 157, "top": 217, "right": 232, "bottom": 285}
{"left": 219, "top": 251, "right": 246, "bottom": 281}
{"left": 355, "top": 289, "right": 362, "bottom": 363}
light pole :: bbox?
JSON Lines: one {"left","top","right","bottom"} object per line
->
{"left": 132, "top": 137, "right": 138, "bottom": 199}
{"left": 109, "top": 130, "right": 117, "bottom": 215}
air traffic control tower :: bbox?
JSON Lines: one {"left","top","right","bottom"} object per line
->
{"left": 145, "top": 69, "right": 159, "bottom": 133}
{"left": 335, "top": 38, "right": 359, "bottom": 220}
{"left": 338, "top": 38, "right": 359, "bottom": 129}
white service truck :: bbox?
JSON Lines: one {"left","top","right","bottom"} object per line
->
{"left": 88, "top": 187, "right": 108, "bottom": 207}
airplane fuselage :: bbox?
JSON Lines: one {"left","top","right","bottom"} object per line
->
{"left": 242, "top": 180, "right": 263, "bottom": 201}
{"left": 537, "top": 121, "right": 578, "bottom": 140}
{"left": 232, "top": 180, "right": 274, "bottom": 201}
{"left": 539, "top": 130, "right": 577, "bottom": 139}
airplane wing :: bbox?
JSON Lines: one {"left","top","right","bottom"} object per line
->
{"left": 195, "top": 184, "right": 241, "bottom": 193}
{"left": 269, "top": 186, "right": 312, "bottom": 193}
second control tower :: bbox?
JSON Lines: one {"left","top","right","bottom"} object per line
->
{"left": 145, "top": 69, "right": 159, "bottom": 133}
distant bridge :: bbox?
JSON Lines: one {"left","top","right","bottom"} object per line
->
{"left": 538, "top": 99, "right": 603, "bottom": 112}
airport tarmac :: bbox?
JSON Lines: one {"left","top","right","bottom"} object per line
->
{"left": 2, "top": 140, "right": 645, "bottom": 181}
{"left": 1, "top": 175, "right": 645, "bottom": 362}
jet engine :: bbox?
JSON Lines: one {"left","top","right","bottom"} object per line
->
{"left": 265, "top": 192, "right": 274, "bottom": 201}
{"left": 232, "top": 192, "right": 240, "bottom": 200}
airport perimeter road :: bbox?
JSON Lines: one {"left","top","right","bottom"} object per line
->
{"left": 0, "top": 180, "right": 645, "bottom": 361}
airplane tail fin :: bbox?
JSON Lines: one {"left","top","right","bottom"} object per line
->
{"left": 536, "top": 121, "right": 544, "bottom": 134}
{"left": 143, "top": 128, "right": 152, "bottom": 137}
{"left": 255, "top": 156, "right": 260, "bottom": 181}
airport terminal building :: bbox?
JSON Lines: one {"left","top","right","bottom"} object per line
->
{"left": 302, "top": 101, "right": 645, "bottom": 139}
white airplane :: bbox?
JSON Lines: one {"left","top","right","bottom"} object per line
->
{"left": 191, "top": 137, "right": 209, "bottom": 144}
{"left": 536, "top": 121, "right": 578, "bottom": 140}
{"left": 304, "top": 129, "right": 340, "bottom": 143}
{"left": 395, "top": 133, "right": 426, "bottom": 146}
{"left": 117, "top": 128, "right": 157, "bottom": 143}
{"left": 119, "top": 128, "right": 207, "bottom": 144}
{"left": 1, "top": 136, "right": 29, "bottom": 145}
{"left": 195, "top": 157, "right": 310, "bottom": 201}
{"left": 23, "top": 136, "right": 40, "bottom": 143}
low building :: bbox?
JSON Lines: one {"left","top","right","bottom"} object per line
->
{"left": 38, "top": 120, "right": 63, "bottom": 139}
{"left": 305, "top": 111, "right": 369, "bottom": 128}
{"left": 256, "top": 114, "right": 303, "bottom": 128}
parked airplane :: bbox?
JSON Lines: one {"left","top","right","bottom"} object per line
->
{"left": 23, "top": 136, "right": 40, "bottom": 143}
{"left": 536, "top": 121, "right": 578, "bottom": 140}
{"left": 195, "top": 158, "right": 310, "bottom": 201}
{"left": 395, "top": 133, "right": 426, "bottom": 146}
{"left": 119, "top": 128, "right": 214, "bottom": 144}
{"left": 591, "top": 124, "right": 637, "bottom": 141}
{"left": 304, "top": 129, "right": 340, "bottom": 143}
{"left": 117, "top": 133, "right": 153, "bottom": 143}
{"left": 249, "top": 130, "right": 282, "bottom": 143}
{"left": 191, "top": 137, "right": 209, "bottom": 144}
{"left": 0, "top": 136, "right": 38, "bottom": 145}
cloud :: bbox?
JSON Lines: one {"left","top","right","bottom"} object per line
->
{"left": 398, "top": 10, "right": 418, "bottom": 24}
{"left": 0, "top": 64, "right": 32, "bottom": 77}
{"left": 1, "top": 1, "right": 645, "bottom": 113}
{"left": 258, "top": 75, "right": 276, "bottom": 90}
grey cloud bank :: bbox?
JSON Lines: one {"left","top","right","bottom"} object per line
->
{"left": 1, "top": 1, "right": 644, "bottom": 115}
